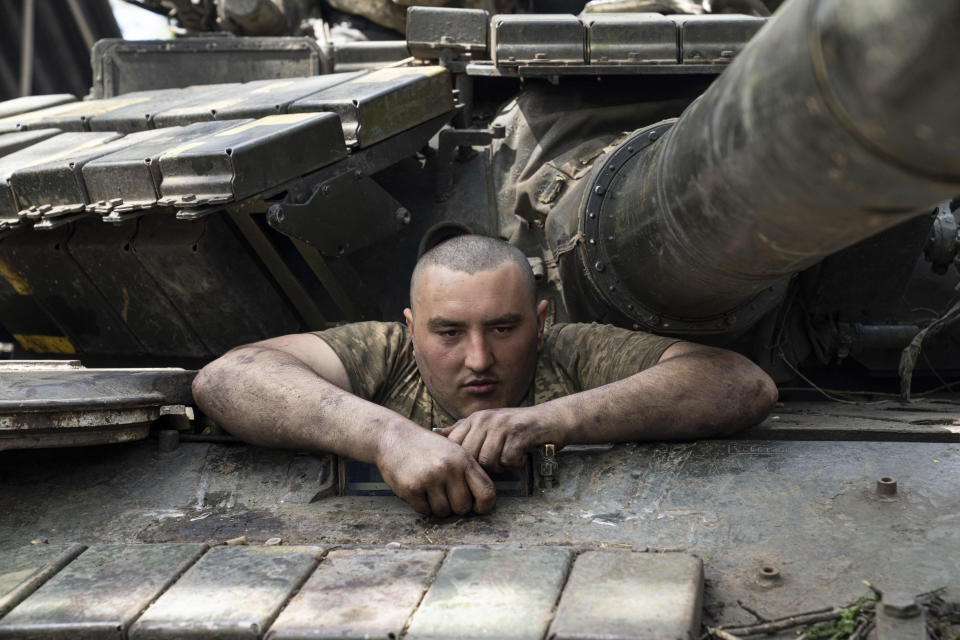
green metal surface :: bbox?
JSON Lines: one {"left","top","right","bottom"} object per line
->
{"left": 405, "top": 547, "right": 571, "bottom": 640}
{"left": 0, "top": 543, "right": 207, "bottom": 640}
{"left": 267, "top": 548, "right": 445, "bottom": 639}
{"left": 130, "top": 545, "right": 323, "bottom": 640}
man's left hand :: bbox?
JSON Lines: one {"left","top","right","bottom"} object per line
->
{"left": 440, "top": 407, "right": 562, "bottom": 473}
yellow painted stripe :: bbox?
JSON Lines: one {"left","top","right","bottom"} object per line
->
{"left": 12, "top": 334, "right": 76, "bottom": 354}
{"left": 0, "top": 256, "right": 31, "bottom": 295}
{"left": 355, "top": 66, "right": 445, "bottom": 83}
{"left": 213, "top": 112, "right": 320, "bottom": 136}
{"left": 251, "top": 80, "right": 295, "bottom": 94}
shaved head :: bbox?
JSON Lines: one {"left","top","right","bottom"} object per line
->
{"left": 410, "top": 235, "right": 536, "bottom": 310}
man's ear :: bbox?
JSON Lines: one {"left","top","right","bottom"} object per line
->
{"left": 536, "top": 300, "right": 548, "bottom": 350}
{"left": 403, "top": 307, "right": 416, "bottom": 355}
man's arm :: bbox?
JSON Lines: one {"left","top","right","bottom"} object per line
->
{"left": 192, "top": 334, "right": 496, "bottom": 517}
{"left": 443, "top": 342, "right": 777, "bottom": 472}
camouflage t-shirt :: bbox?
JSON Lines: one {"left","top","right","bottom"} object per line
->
{"left": 314, "top": 322, "right": 679, "bottom": 430}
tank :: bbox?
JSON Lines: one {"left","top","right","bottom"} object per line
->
{"left": 0, "top": 0, "right": 958, "bottom": 637}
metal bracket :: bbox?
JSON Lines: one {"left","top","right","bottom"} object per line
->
{"left": 534, "top": 443, "right": 558, "bottom": 489}
{"left": 436, "top": 124, "right": 506, "bottom": 202}
{"left": 267, "top": 170, "right": 410, "bottom": 258}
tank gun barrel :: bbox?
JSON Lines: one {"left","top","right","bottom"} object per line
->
{"left": 572, "top": 0, "right": 960, "bottom": 332}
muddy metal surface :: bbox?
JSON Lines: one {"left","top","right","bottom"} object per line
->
{"left": 0, "top": 399, "right": 958, "bottom": 625}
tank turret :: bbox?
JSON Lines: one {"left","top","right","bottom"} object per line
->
{"left": 545, "top": 0, "right": 960, "bottom": 336}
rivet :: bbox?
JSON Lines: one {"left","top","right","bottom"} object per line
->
{"left": 594, "top": 185, "right": 606, "bottom": 196}
{"left": 648, "top": 130, "right": 659, "bottom": 142}
{"left": 757, "top": 566, "right": 781, "bottom": 586}
{"left": 608, "top": 285, "right": 615, "bottom": 292}
{"left": 627, "top": 304, "right": 634, "bottom": 310}
{"left": 626, "top": 146, "right": 634, "bottom": 153}
{"left": 876, "top": 476, "right": 897, "bottom": 496}
{"left": 595, "top": 261, "right": 605, "bottom": 272}
{"left": 589, "top": 212, "right": 596, "bottom": 219}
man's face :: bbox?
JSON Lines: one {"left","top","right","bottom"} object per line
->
{"left": 404, "top": 262, "right": 547, "bottom": 420}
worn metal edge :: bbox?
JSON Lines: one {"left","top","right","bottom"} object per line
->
{"left": 0, "top": 543, "right": 88, "bottom": 620}
{"left": 122, "top": 544, "right": 211, "bottom": 636}
{"left": 253, "top": 545, "right": 328, "bottom": 638}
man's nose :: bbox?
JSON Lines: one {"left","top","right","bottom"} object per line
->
{"left": 464, "top": 332, "right": 494, "bottom": 372}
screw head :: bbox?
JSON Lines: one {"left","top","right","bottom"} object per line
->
{"left": 882, "top": 592, "right": 921, "bottom": 619}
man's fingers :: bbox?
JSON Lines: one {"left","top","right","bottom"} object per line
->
{"left": 459, "top": 423, "right": 488, "bottom": 461}
{"left": 426, "top": 486, "right": 452, "bottom": 518}
{"left": 464, "top": 460, "right": 496, "bottom": 514}
{"left": 445, "top": 421, "right": 470, "bottom": 445}
{"left": 404, "top": 491, "right": 432, "bottom": 516}
{"left": 438, "top": 421, "right": 461, "bottom": 438}
{"left": 446, "top": 477, "right": 474, "bottom": 516}
{"left": 477, "top": 431, "right": 506, "bottom": 474}
{"left": 500, "top": 436, "right": 529, "bottom": 468}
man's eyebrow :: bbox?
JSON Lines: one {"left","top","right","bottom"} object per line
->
{"left": 425, "top": 313, "right": 524, "bottom": 331}
{"left": 485, "top": 313, "right": 523, "bottom": 326}
{"left": 427, "top": 317, "right": 463, "bottom": 331}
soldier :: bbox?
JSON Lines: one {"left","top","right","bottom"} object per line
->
{"left": 193, "top": 234, "right": 777, "bottom": 516}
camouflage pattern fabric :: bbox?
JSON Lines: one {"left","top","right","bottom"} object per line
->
{"left": 313, "top": 321, "right": 680, "bottom": 429}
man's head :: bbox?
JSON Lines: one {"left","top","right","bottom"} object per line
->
{"left": 404, "top": 235, "right": 547, "bottom": 420}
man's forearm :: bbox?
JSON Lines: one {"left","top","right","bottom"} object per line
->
{"left": 192, "top": 345, "right": 411, "bottom": 464}
{"left": 540, "top": 347, "right": 777, "bottom": 446}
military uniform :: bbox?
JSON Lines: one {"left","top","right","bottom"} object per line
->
{"left": 315, "top": 322, "right": 679, "bottom": 430}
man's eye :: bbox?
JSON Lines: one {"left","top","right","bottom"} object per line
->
{"left": 493, "top": 326, "right": 513, "bottom": 334}
{"left": 441, "top": 330, "right": 460, "bottom": 338}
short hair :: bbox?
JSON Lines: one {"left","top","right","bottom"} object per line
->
{"left": 410, "top": 235, "right": 536, "bottom": 309}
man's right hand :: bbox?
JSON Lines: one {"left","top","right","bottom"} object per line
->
{"left": 376, "top": 421, "right": 496, "bottom": 517}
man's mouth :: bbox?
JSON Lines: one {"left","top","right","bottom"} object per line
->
{"left": 461, "top": 378, "right": 498, "bottom": 395}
